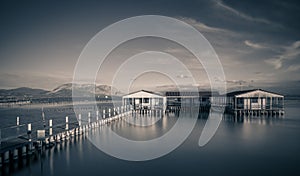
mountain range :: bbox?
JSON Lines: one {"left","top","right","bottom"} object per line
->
{"left": 1, "top": 83, "right": 298, "bottom": 102}
{"left": 0, "top": 83, "right": 122, "bottom": 101}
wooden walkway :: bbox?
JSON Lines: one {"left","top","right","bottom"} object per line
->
{"left": 0, "top": 105, "right": 132, "bottom": 167}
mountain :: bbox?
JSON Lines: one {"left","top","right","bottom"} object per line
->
{"left": 0, "top": 83, "right": 122, "bottom": 102}
{"left": 0, "top": 87, "right": 49, "bottom": 99}
{"left": 48, "top": 83, "right": 122, "bottom": 97}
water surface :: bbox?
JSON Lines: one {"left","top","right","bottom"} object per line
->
{"left": 1, "top": 100, "right": 300, "bottom": 176}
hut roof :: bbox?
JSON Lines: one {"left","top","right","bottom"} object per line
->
{"left": 227, "top": 89, "right": 283, "bottom": 98}
{"left": 123, "top": 90, "right": 164, "bottom": 98}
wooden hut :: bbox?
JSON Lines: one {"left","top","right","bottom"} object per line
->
{"left": 225, "top": 89, "right": 284, "bottom": 115}
{"left": 122, "top": 90, "right": 166, "bottom": 111}
{"left": 165, "top": 91, "right": 214, "bottom": 111}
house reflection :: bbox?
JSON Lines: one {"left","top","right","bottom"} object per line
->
{"left": 223, "top": 113, "right": 284, "bottom": 125}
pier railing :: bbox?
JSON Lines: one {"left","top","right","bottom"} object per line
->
{"left": 0, "top": 105, "right": 133, "bottom": 167}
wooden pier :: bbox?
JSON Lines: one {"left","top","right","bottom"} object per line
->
{"left": 0, "top": 105, "right": 133, "bottom": 168}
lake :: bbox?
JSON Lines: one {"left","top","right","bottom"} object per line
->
{"left": 1, "top": 99, "right": 300, "bottom": 176}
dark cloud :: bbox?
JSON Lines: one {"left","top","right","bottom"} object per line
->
{"left": 0, "top": 0, "right": 299, "bottom": 94}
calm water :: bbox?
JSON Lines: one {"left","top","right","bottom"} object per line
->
{"left": 1, "top": 100, "right": 300, "bottom": 176}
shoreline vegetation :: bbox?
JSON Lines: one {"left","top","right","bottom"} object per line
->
{"left": 0, "top": 100, "right": 121, "bottom": 109}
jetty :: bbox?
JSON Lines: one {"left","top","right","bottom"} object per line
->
{"left": 0, "top": 105, "right": 133, "bottom": 168}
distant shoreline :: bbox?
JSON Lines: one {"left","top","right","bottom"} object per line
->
{"left": 0, "top": 100, "right": 121, "bottom": 109}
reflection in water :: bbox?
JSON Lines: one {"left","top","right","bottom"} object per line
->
{"left": 125, "top": 112, "right": 163, "bottom": 126}
{"left": 1, "top": 134, "right": 86, "bottom": 176}
{"left": 87, "top": 109, "right": 199, "bottom": 161}
{"left": 109, "top": 114, "right": 177, "bottom": 141}
{"left": 49, "top": 147, "right": 53, "bottom": 176}
{"left": 2, "top": 104, "right": 300, "bottom": 176}
{"left": 223, "top": 113, "right": 285, "bottom": 125}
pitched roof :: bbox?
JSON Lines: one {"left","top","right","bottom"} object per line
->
{"left": 227, "top": 89, "right": 258, "bottom": 96}
{"left": 123, "top": 90, "right": 164, "bottom": 97}
{"left": 227, "top": 89, "right": 283, "bottom": 97}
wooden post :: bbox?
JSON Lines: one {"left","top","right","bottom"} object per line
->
{"left": 78, "top": 114, "right": 81, "bottom": 126}
{"left": 22, "top": 145, "right": 27, "bottom": 157}
{"left": 27, "top": 123, "right": 34, "bottom": 155}
{"left": 49, "top": 119, "right": 53, "bottom": 136}
{"left": 61, "top": 131, "right": 65, "bottom": 141}
{"left": 13, "top": 148, "right": 18, "bottom": 160}
{"left": 88, "top": 113, "right": 91, "bottom": 127}
{"left": 96, "top": 110, "right": 99, "bottom": 121}
{"left": 65, "top": 116, "right": 69, "bottom": 130}
{"left": 49, "top": 119, "right": 52, "bottom": 128}
{"left": 56, "top": 134, "right": 60, "bottom": 142}
{"left": 234, "top": 97, "right": 237, "bottom": 112}
{"left": 17, "top": 116, "right": 20, "bottom": 126}
{"left": 28, "top": 142, "right": 34, "bottom": 155}
{"left": 270, "top": 97, "right": 272, "bottom": 110}
{"left": 282, "top": 97, "right": 285, "bottom": 114}
{"left": 27, "top": 123, "right": 32, "bottom": 141}
{"left": 4, "top": 151, "right": 9, "bottom": 163}
{"left": 79, "top": 126, "right": 83, "bottom": 134}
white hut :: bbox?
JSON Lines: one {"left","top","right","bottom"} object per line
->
{"left": 226, "top": 89, "right": 284, "bottom": 115}
{"left": 122, "top": 90, "right": 167, "bottom": 111}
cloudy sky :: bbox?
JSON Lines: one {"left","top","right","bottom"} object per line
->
{"left": 0, "top": 0, "right": 300, "bottom": 94}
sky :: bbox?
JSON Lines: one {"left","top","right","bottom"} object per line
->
{"left": 0, "top": 0, "right": 300, "bottom": 94}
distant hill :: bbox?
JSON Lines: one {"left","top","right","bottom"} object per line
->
{"left": 48, "top": 83, "right": 122, "bottom": 97}
{"left": 0, "top": 83, "right": 122, "bottom": 102}
{"left": 0, "top": 87, "right": 49, "bottom": 99}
